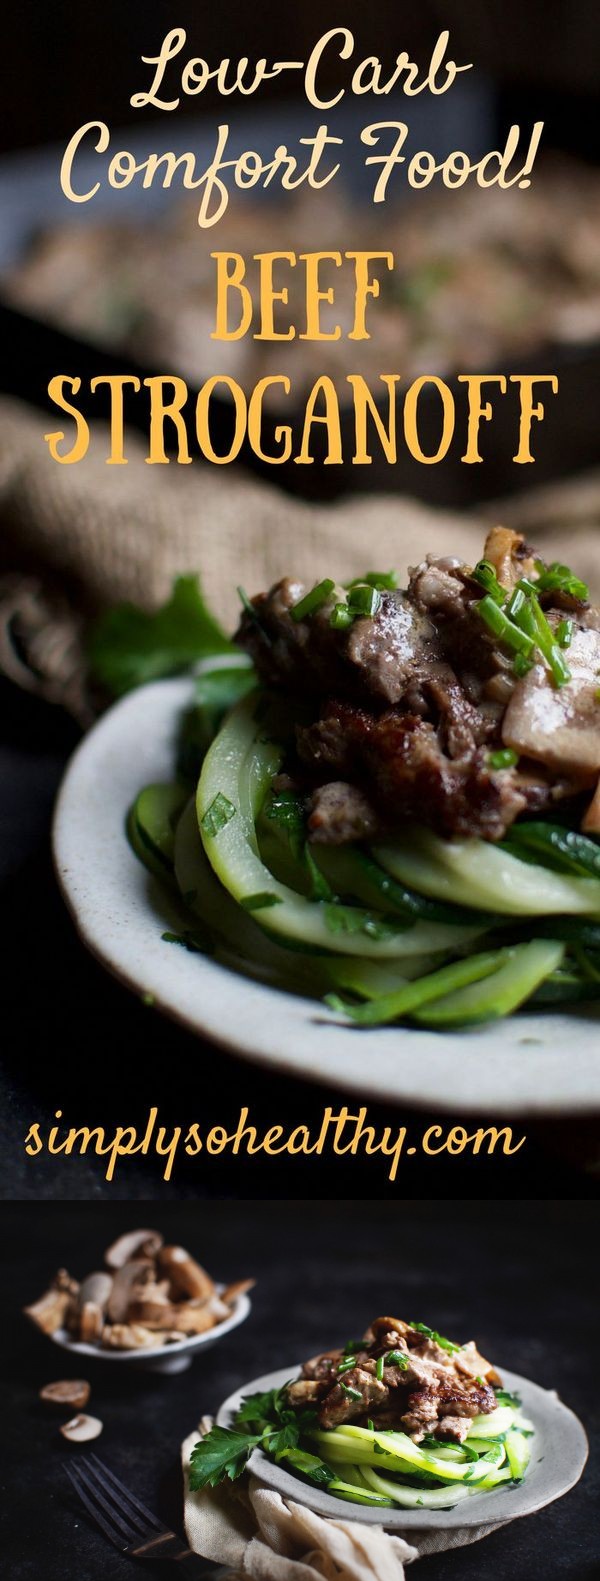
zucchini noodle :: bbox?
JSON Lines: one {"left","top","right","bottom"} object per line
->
{"left": 127, "top": 677, "right": 600, "bottom": 1028}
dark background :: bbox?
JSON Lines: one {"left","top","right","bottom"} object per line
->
{"left": 2, "top": 1199, "right": 598, "bottom": 1580}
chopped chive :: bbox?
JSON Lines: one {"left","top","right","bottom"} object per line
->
{"left": 340, "top": 1383, "right": 363, "bottom": 1401}
{"left": 240, "top": 892, "right": 282, "bottom": 911}
{"left": 346, "top": 570, "right": 398, "bottom": 591}
{"left": 385, "top": 1350, "right": 409, "bottom": 1370}
{"left": 237, "top": 585, "right": 255, "bottom": 615}
{"left": 488, "top": 748, "right": 519, "bottom": 771}
{"left": 290, "top": 579, "right": 335, "bottom": 622}
{"left": 337, "top": 1356, "right": 359, "bottom": 1375}
{"left": 367, "top": 1418, "right": 374, "bottom": 1432}
{"left": 200, "top": 792, "right": 236, "bottom": 837}
{"left": 476, "top": 596, "right": 534, "bottom": 656}
{"left": 330, "top": 601, "right": 355, "bottom": 630}
{"left": 375, "top": 1356, "right": 385, "bottom": 1381}
{"left": 475, "top": 1375, "right": 485, "bottom": 1386}
{"left": 513, "top": 652, "right": 534, "bottom": 678}
{"left": 410, "top": 1322, "right": 462, "bottom": 1354}
{"left": 343, "top": 1340, "right": 364, "bottom": 1356}
{"left": 472, "top": 559, "right": 505, "bottom": 604}
{"left": 347, "top": 584, "right": 382, "bottom": 618}
{"left": 506, "top": 586, "right": 526, "bottom": 620}
{"left": 512, "top": 589, "right": 572, "bottom": 686}
{"left": 556, "top": 618, "right": 574, "bottom": 649}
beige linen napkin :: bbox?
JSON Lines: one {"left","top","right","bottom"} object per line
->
{"left": 181, "top": 1424, "right": 509, "bottom": 1580}
{"left": 1, "top": 392, "right": 600, "bottom": 721}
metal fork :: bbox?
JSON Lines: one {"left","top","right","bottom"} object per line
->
{"left": 64, "top": 1453, "right": 218, "bottom": 1576}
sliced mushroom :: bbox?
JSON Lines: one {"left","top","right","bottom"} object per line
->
{"left": 502, "top": 626, "right": 600, "bottom": 776}
{"left": 127, "top": 1280, "right": 175, "bottom": 1327}
{"left": 157, "top": 1246, "right": 215, "bottom": 1302}
{"left": 220, "top": 1278, "right": 255, "bottom": 1307}
{"left": 106, "top": 1259, "right": 154, "bottom": 1324}
{"left": 164, "top": 1302, "right": 216, "bottom": 1335}
{"left": 104, "top": 1229, "right": 164, "bottom": 1270}
{"left": 24, "top": 1281, "right": 73, "bottom": 1336}
{"left": 102, "top": 1323, "right": 163, "bottom": 1349}
{"left": 483, "top": 526, "right": 536, "bottom": 589}
{"left": 60, "top": 1413, "right": 103, "bottom": 1443}
{"left": 79, "top": 1302, "right": 104, "bottom": 1344}
{"left": 40, "top": 1379, "right": 91, "bottom": 1410}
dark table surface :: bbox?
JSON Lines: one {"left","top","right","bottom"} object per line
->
{"left": 2, "top": 1199, "right": 598, "bottom": 1581}
{"left": 1, "top": 678, "right": 599, "bottom": 1201}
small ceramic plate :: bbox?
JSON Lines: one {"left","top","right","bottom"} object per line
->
{"left": 48, "top": 1289, "right": 251, "bottom": 1375}
{"left": 53, "top": 679, "right": 600, "bottom": 1115}
{"left": 215, "top": 1363, "right": 588, "bottom": 1530}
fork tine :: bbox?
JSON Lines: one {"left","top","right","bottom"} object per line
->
{"left": 87, "top": 1453, "right": 167, "bottom": 1535}
{"left": 86, "top": 1454, "right": 166, "bottom": 1530}
{"left": 64, "top": 1463, "right": 134, "bottom": 1550}
{"left": 66, "top": 1461, "right": 140, "bottom": 1545}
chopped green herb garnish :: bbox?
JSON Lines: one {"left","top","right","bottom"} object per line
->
{"left": 346, "top": 570, "right": 398, "bottom": 591}
{"left": 556, "top": 618, "right": 574, "bottom": 649}
{"left": 340, "top": 1383, "right": 363, "bottom": 1401}
{"left": 347, "top": 583, "right": 382, "bottom": 618}
{"left": 488, "top": 748, "right": 519, "bottom": 771}
{"left": 241, "top": 892, "right": 282, "bottom": 911}
{"left": 513, "top": 590, "right": 571, "bottom": 687}
{"left": 534, "top": 560, "right": 588, "bottom": 602}
{"left": 343, "top": 1340, "right": 364, "bottom": 1356}
{"left": 304, "top": 844, "right": 334, "bottom": 901}
{"left": 477, "top": 596, "right": 534, "bottom": 656}
{"left": 385, "top": 1350, "right": 409, "bottom": 1370}
{"left": 290, "top": 579, "right": 335, "bottom": 622}
{"left": 337, "top": 1356, "right": 359, "bottom": 1375}
{"left": 367, "top": 1418, "right": 374, "bottom": 1433}
{"left": 89, "top": 574, "right": 236, "bottom": 697}
{"left": 376, "top": 1356, "right": 385, "bottom": 1381}
{"left": 200, "top": 792, "right": 236, "bottom": 837}
{"left": 410, "top": 1322, "right": 462, "bottom": 1354}
{"left": 513, "top": 652, "right": 534, "bottom": 677}
{"left": 161, "top": 929, "right": 212, "bottom": 954}
{"left": 475, "top": 1375, "right": 485, "bottom": 1386}
{"left": 330, "top": 602, "right": 355, "bottom": 630}
{"left": 472, "top": 560, "right": 505, "bottom": 604}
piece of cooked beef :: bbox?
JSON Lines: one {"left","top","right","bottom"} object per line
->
{"left": 300, "top": 702, "right": 531, "bottom": 842}
{"left": 236, "top": 577, "right": 438, "bottom": 706}
{"left": 286, "top": 1315, "right": 500, "bottom": 1446}
{"left": 307, "top": 781, "right": 381, "bottom": 844}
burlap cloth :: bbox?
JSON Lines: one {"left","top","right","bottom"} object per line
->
{"left": 181, "top": 1422, "right": 510, "bottom": 1580}
{"left": 1, "top": 393, "right": 600, "bottom": 724}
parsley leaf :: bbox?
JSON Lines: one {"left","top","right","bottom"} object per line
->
{"left": 188, "top": 1426, "right": 261, "bottom": 1489}
{"left": 89, "top": 574, "right": 237, "bottom": 697}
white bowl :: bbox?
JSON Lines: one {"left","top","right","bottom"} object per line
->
{"left": 53, "top": 678, "right": 600, "bottom": 1116}
{"left": 48, "top": 1288, "right": 251, "bottom": 1374}
{"left": 215, "top": 1363, "right": 588, "bottom": 1530}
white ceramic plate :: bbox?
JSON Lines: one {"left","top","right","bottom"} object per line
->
{"left": 47, "top": 1288, "right": 251, "bottom": 1375}
{"left": 214, "top": 1363, "right": 588, "bottom": 1531}
{"left": 53, "top": 679, "right": 600, "bottom": 1116}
